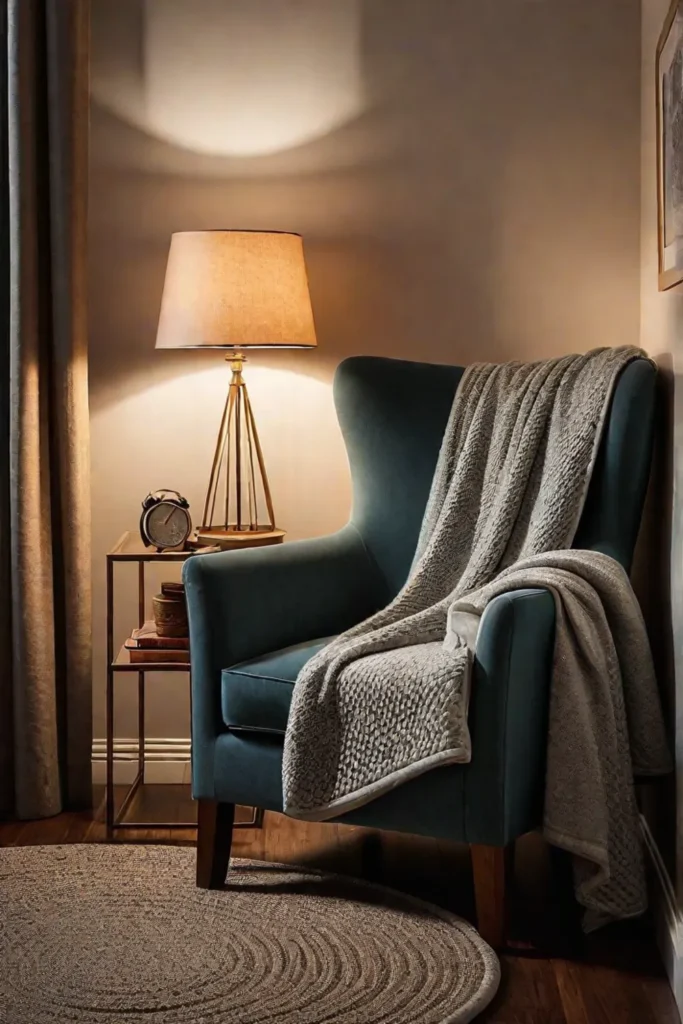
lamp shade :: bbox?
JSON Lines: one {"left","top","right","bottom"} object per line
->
{"left": 155, "top": 230, "right": 317, "bottom": 349}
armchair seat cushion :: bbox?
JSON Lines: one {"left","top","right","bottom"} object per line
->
{"left": 221, "top": 637, "right": 334, "bottom": 735}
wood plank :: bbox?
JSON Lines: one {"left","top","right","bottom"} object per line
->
{"left": 12, "top": 814, "right": 73, "bottom": 846}
{"left": 554, "top": 959, "right": 672, "bottom": 1024}
{"left": 62, "top": 809, "right": 100, "bottom": 844}
{"left": 0, "top": 820, "right": 29, "bottom": 847}
{"left": 553, "top": 959, "right": 592, "bottom": 1024}
{"left": 481, "top": 956, "right": 567, "bottom": 1023}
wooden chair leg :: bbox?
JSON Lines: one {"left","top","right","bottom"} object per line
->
{"left": 196, "top": 800, "right": 235, "bottom": 889}
{"left": 470, "top": 843, "right": 511, "bottom": 949}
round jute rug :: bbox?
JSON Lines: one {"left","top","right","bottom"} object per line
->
{"left": 0, "top": 844, "right": 499, "bottom": 1023}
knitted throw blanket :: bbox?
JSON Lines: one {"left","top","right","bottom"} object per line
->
{"left": 282, "top": 347, "right": 671, "bottom": 926}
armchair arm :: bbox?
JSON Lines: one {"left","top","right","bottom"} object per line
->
{"left": 184, "top": 524, "right": 384, "bottom": 798}
{"left": 465, "top": 587, "right": 556, "bottom": 845}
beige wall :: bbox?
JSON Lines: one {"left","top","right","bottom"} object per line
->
{"left": 641, "top": 0, "right": 683, "bottom": 898}
{"left": 89, "top": 0, "right": 641, "bottom": 742}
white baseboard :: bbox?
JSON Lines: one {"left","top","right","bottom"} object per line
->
{"left": 641, "top": 815, "right": 683, "bottom": 1019}
{"left": 91, "top": 738, "right": 191, "bottom": 785}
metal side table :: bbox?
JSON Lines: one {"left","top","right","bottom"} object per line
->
{"left": 105, "top": 532, "right": 263, "bottom": 836}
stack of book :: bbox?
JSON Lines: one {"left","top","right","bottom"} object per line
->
{"left": 124, "top": 621, "right": 190, "bottom": 664}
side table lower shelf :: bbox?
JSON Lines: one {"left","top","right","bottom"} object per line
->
{"left": 107, "top": 658, "right": 264, "bottom": 834}
{"left": 110, "top": 774, "right": 264, "bottom": 833}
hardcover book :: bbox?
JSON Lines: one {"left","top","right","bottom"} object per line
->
{"left": 124, "top": 621, "right": 189, "bottom": 651}
{"left": 127, "top": 648, "right": 190, "bottom": 665}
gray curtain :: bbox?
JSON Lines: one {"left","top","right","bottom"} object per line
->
{"left": 0, "top": 0, "right": 91, "bottom": 819}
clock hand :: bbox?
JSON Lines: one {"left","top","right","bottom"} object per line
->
{"left": 163, "top": 508, "right": 175, "bottom": 526}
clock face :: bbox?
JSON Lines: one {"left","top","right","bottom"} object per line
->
{"left": 145, "top": 502, "right": 191, "bottom": 549}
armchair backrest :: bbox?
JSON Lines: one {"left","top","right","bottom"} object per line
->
{"left": 334, "top": 355, "right": 656, "bottom": 601}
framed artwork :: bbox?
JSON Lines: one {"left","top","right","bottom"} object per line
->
{"left": 657, "top": 0, "right": 683, "bottom": 290}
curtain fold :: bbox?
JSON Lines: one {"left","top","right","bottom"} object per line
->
{"left": 0, "top": 0, "right": 91, "bottom": 819}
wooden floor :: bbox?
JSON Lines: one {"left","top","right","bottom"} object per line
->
{"left": 1, "top": 784, "right": 679, "bottom": 1024}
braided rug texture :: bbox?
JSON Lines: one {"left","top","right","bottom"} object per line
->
{"left": 0, "top": 844, "right": 499, "bottom": 1023}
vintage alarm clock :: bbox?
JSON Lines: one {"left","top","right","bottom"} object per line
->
{"left": 140, "top": 490, "right": 192, "bottom": 551}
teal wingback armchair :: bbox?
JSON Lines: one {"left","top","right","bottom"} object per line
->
{"left": 183, "top": 354, "right": 656, "bottom": 947}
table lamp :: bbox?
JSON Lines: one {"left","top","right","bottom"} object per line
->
{"left": 155, "top": 230, "right": 317, "bottom": 548}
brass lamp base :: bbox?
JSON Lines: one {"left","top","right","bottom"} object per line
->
{"left": 196, "top": 527, "right": 285, "bottom": 550}
{"left": 201, "top": 352, "right": 283, "bottom": 545}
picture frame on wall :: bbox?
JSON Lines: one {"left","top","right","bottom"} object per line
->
{"left": 657, "top": 0, "right": 683, "bottom": 290}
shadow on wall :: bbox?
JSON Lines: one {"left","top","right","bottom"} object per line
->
{"left": 89, "top": 0, "right": 641, "bottom": 410}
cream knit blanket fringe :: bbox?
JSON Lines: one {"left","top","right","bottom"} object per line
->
{"left": 282, "top": 347, "right": 671, "bottom": 927}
